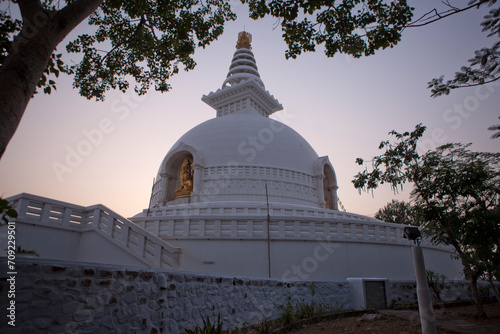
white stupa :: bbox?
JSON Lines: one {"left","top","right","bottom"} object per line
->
{"left": 147, "top": 31, "right": 338, "bottom": 212}
{"left": 130, "top": 32, "right": 462, "bottom": 280}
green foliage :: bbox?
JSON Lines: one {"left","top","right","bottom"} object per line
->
{"left": 353, "top": 124, "right": 500, "bottom": 315}
{"left": 253, "top": 319, "right": 273, "bottom": 334}
{"left": 278, "top": 299, "right": 333, "bottom": 327}
{"left": 36, "top": 53, "right": 68, "bottom": 95}
{"left": 352, "top": 123, "right": 426, "bottom": 193}
{"left": 16, "top": 245, "right": 39, "bottom": 257}
{"left": 249, "top": 297, "right": 343, "bottom": 333}
{"left": 244, "top": 0, "right": 413, "bottom": 59}
{"left": 280, "top": 301, "right": 296, "bottom": 326}
{"left": 0, "top": 9, "right": 22, "bottom": 64}
{"left": 184, "top": 314, "right": 223, "bottom": 334}
{"left": 280, "top": 300, "right": 319, "bottom": 326}
{"left": 67, "top": 0, "right": 236, "bottom": 100}
{"left": 411, "top": 143, "right": 500, "bottom": 283}
{"left": 374, "top": 199, "right": 416, "bottom": 225}
{"left": 308, "top": 281, "right": 316, "bottom": 297}
{"left": 425, "top": 1, "right": 500, "bottom": 96}
{"left": 426, "top": 269, "right": 446, "bottom": 301}
{"left": 488, "top": 116, "right": 500, "bottom": 139}
{"left": 0, "top": 198, "right": 17, "bottom": 224}
{"left": 1, "top": 0, "right": 236, "bottom": 100}
{"left": 2, "top": 0, "right": 499, "bottom": 101}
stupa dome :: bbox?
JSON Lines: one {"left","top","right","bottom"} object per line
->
{"left": 167, "top": 113, "right": 318, "bottom": 174}
{"left": 149, "top": 32, "right": 338, "bottom": 209}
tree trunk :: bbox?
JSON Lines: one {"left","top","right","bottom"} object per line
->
{"left": 0, "top": 0, "right": 104, "bottom": 159}
{"left": 469, "top": 276, "right": 487, "bottom": 318}
{"left": 449, "top": 239, "right": 487, "bottom": 318}
{"left": 488, "top": 275, "right": 500, "bottom": 303}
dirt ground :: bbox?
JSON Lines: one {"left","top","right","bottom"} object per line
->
{"left": 275, "top": 303, "right": 500, "bottom": 334}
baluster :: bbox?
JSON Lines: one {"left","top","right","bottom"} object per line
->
{"left": 41, "top": 202, "right": 51, "bottom": 223}
{"left": 62, "top": 208, "right": 73, "bottom": 227}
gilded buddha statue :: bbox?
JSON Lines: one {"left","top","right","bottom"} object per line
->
{"left": 174, "top": 156, "right": 194, "bottom": 198}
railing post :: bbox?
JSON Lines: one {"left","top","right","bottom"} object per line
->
{"left": 62, "top": 208, "right": 73, "bottom": 227}
{"left": 121, "top": 225, "right": 130, "bottom": 245}
{"left": 16, "top": 198, "right": 30, "bottom": 221}
{"left": 107, "top": 216, "right": 116, "bottom": 236}
{"left": 153, "top": 242, "right": 162, "bottom": 267}
{"left": 40, "top": 202, "right": 52, "bottom": 223}
{"left": 91, "top": 208, "right": 101, "bottom": 229}
{"left": 137, "top": 235, "right": 146, "bottom": 259}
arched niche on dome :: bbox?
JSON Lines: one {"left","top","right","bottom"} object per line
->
{"left": 158, "top": 143, "right": 204, "bottom": 205}
{"left": 323, "top": 164, "right": 338, "bottom": 210}
{"left": 314, "top": 157, "right": 338, "bottom": 210}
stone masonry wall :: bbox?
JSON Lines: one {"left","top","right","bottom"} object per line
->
{"left": 0, "top": 259, "right": 350, "bottom": 333}
{"left": 390, "top": 280, "right": 496, "bottom": 307}
{"left": 2, "top": 259, "right": 496, "bottom": 333}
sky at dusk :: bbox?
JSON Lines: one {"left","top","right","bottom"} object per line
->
{"left": 1, "top": 1, "right": 499, "bottom": 218}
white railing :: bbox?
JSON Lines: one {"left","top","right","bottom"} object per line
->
{"left": 7, "top": 193, "right": 182, "bottom": 268}
{"left": 134, "top": 203, "right": 447, "bottom": 251}
{"left": 144, "top": 203, "right": 377, "bottom": 222}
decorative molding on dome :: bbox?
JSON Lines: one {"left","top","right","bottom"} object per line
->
{"left": 202, "top": 165, "right": 315, "bottom": 187}
{"left": 199, "top": 179, "right": 318, "bottom": 204}
{"left": 202, "top": 79, "right": 283, "bottom": 118}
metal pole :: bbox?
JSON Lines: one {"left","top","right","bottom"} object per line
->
{"left": 265, "top": 183, "right": 271, "bottom": 278}
{"left": 412, "top": 245, "right": 437, "bottom": 334}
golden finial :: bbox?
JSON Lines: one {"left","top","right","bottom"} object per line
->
{"left": 236, "top": 31, "right": 252, "bottom": 50}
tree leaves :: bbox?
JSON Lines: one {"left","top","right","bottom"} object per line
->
{"left": 244, "top": 0, "right": 413, "bottom": 59}
{"left": 65, "top": 0, "right": 236, "bottom": 100}
{"left": 353, "top": 124, "right": 500, "bottom": 285}
{"left": 428, "top": 41, "right": 500, "bottom": 97}
{"left": 374, "top": 199, "right": 416, "bottom": 225}
{"left": 36, "top": 53, "right": 67, "bottom": 95}
{"left": 351, "top": 123, "right": 425, "bottom": 193}
{"left": 427, "top": 3, "right": 500, "bottom": 97}
{"left": 0, "top": 9, "right": 22, "bottom": 65}
{"left": 0, "top": 198, "right": 17, "bottom": 224}
{"left": 411, "top": 143, "right": 500, "bottom": 284}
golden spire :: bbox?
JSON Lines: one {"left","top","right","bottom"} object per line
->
{"left": 236, "top": 31, "right": 252, "bottom": 50}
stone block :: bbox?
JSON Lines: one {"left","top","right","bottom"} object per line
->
{"left": 52, "top": 265, "right": 66, "bottom": 272}
{"left": 140, "top": 271, "right": 154, "bottom": 281}
{"left": 16, "top": 291, "right": 33, "bottom": 302}
{"left": 33, "top": 317, "right": 53, "bottom": 329}
{"left": 73, "top": 310, "right": 94, "bottom": 322}
{"left": 98, "top": 270, "right": 113, "bottom": 278}
{"left": 124, "top": 291, "right": 137, "bottom": 303}
{"left": 127, "top": 303, "right": 139, "bottom": 315}
{"left": 30, "top": 299, "right": 50, "bottom": 309}
{"left": 155, "top": 273, "right": 167, "bottom": 288}
{"left": 83, "top": 268, "right": 96, "bottom": 276}
{"left": 97, "top": 314, "right": 115, "bottom": 329}
{"left": 68, "top": 268, "right": 82, "bottom": 277}
{"left": 63, "top": 300, "right": 84, "bottom": 314}
{"left": 66, "top": 278, "right": 78, "bottom": 288}
{"left": 98, "top": 279, "right": 113, "bottom": 286}
{"left": 126, "top": 270, "right": 139, "bottom": 281}
{"left": 54, "top": 312, "right": 73, "bottom": 325}
{"left": 81, "top": 278, "right": 93, "bottom": 287}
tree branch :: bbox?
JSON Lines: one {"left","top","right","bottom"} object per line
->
{"left": 405, "top": 1, "right": 486, "bottom": 29}
{"left": 52, "top": 0, "right": 105, "bottom": 42}
{"left": 16, "top": 0, "right": 45, "bottom": 23}
{"left": 96, "top": 15, "right": 145, "bottom": 69}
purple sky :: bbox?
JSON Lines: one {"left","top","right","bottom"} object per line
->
{"left": 1, "top": 1, "right": 498, "bottom": 218}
